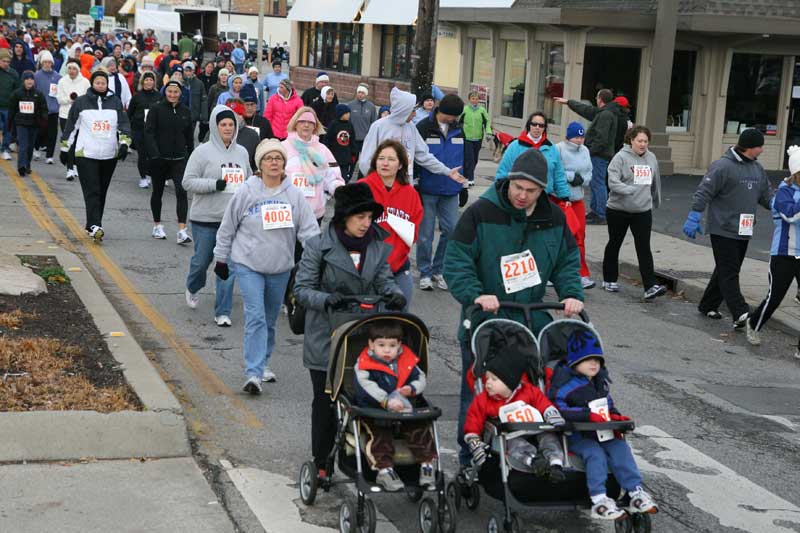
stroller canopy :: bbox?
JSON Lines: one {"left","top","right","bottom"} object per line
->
{"left": 471, "top": 318, "right": 541, "bottom": 388}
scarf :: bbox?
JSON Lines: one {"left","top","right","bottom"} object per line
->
{"left": 290, "top": 134, "right": 329, "bottom": 185}
{"left": 335, "top": 225, "right": 375, "bottom": 273}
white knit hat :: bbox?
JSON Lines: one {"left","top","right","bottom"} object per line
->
{"left": 254, "top": 139, "right": 287, "bottom": 169}
{"left": 788, "top": 145, "right": 800, "bottom": 176}
{"left": 37, "top": 50, "right": 54, "bottom": 66}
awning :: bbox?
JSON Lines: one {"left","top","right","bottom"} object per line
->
{"left": 287, "top": 0, "right": 364, "bottom": 23}
{"left": 135, "top": 9, "right": 181, "bottom": 33}
{"left": 360, "top": 0, "right": 417, "bottom": 25}
{"left": 440, "top": 0, "right": 516, "bottom": 6}
{"left": 118, "top": 0, "right": 135, "bottom": 16}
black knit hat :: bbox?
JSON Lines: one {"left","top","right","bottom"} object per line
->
{"left": 485, "top": 348, "right": 529, "bottom": 392}
{"left": 90, "top": 69, "right": 109, "bottom": 84}
{"left": 332, "top": 183, "right": 384, "bottom": 225}
{"left": 438, "top": 94, "right": 464, "bottom": 117}
{"left": 215, "top": 109, "right": 236, "bottom": 125}
{"left": 738, "top": 128, "right": 764, "bottom": 149}
{"left": 506, "top": 148, "right": 549, "bottom": 189}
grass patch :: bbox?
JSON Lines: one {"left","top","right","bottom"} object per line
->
{"left": 36, "top": 265, "right": 71, "bottom": 285}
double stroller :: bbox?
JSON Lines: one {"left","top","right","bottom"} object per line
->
{"left": 297, "top": 296, "right": 455, "bottom": 533}
{"left": 448, "top": 302, "right": 653, "bottom": 533}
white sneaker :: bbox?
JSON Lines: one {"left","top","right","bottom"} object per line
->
{"left": 581, "top": 276, "right": 596, "bottom": 289}
{"left": 66, "top": 168, "right": 76, "bottom": 181}
{"left": 151, "top": 224, "right": 167, "bottom": 239}
{"left": 432, "top": 274, "right": 448, "bottom": 291}
{"left": 1, "top": 150, "right": 10, "bottom": 160}
{"left": 262, "top": 366, "right": 276, "bottom": 382}
{"left": 32, "top": 149, "right": 41, "bottom": 161}
{"left": 590, "top": 496, "right": 625, "bottom": 520}
{"left": 419, "top": 277, "right": 433, "bottom": 291}
{"left": 9, "top": 143, "right": 17, "bottom": 152}
{"left": 138, "top": 177, "right": 151, "bottom": 189}
{"left": 46, "top": 157, "right": 54, "bottom": 165}
{"left": 243, "top": 376, "right": 262, "bottom": 395}
{"left": 602, "top": 281, "right": 620, "bottom": 292}
{"left": 177, "top": 228, "right": 193, "bottom": 244}
{"left": 185, "top": 289, "right": 199, "bottom": 309}
{"left": 214, "top": 315, "right": 232, "bottom": 327}
{"left": 745, "top": 319, "right": 761, "bottom": 346}
{"left": 88, "top": 225, "right": 104, "bottom": 242}
{"left": 627, "top": 487, "right": 658, "bottom": 514}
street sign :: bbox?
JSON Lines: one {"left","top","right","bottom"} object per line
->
{"left": 0, "top": 8, "right": 6, "bottom": 17}
{"left": 50, "top": 0, "right": 61, "bottom": 17}
{"left": 13, "top": 2, "right": 23, "bottom": 15}
{"left": 89, "top": 5, "right": 104, "bottom": 20}
{"left": 27, "top": 7, "right": 38, "bottom": 19}
{"left": 100, "top": 16, "right": 115, "bottom": 33}
{"left": 75, "top": 14, "right": 93, "bottom": 33}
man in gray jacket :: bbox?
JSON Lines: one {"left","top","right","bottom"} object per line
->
{"left": 682, "top": 129, "right": 774, "bottom": 328}
{"left": 347, "top": 83, "right": 377, "bottom": 179}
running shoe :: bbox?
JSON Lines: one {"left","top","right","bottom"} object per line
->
{"left": 602, "top": 281, "right": 620, "bottom": 292}
{"left": 152, "top": 224, "right": 167, "bottom": 239}
{"left": 262, "top": 366, "right": 276, "bottom": 383}
{"left": 626, "top": 487, "right": 659, "bottom": 514}
{"left": 376, "top": 467, "right": 403, "bottom": 492}
{"left": 733, "top": 312, "right": 748, "bottom": 330}
{"left": 9, "top": 143, "right": 17, "bottom": 152}
{"left": 138, "top": 177, "right": 151, "bottom": 189}
{"left": 1, "top": 150, "right": 10, "bottom": 160}
{"left": 643, "top": 284, "right": 667, "bottom": 300}
{"left": 88, "top": 225, "right": 104, "bottom": 242}
{"left": 46, "top": 157, "right": 54, "bottom": 165}
{"left": 581, "top": 276, "right": 596, "bottom": 289}
{"left": 32, "top": 149, "right": 41, "bottom": 161}
{"left": 745, "top": 319, "right": 761, "bottom": 346}
{"left": 702, "top": 309, "right": 723, "bottom": 319}
{"left": 432, "top": 274, "right": 448, "bottom": 291}
{"left": 214, "top": 315, "right": 232, "bottom": 327}
{"left": 185, "top": 289, "right": 199, "bottom": 309}
{"left": 419, "top": 277, "right": 433, "bottom": 291}
{"left": 243, "top": 376, "right": 262, "bottom": 395}
{"left": 177, "top": 228, "right": 193, "bottom": 245}
{"left": 65, "top": 168, "right": 76, "bottom": 181}
{"left": 590, "top": 497, "right": 626, "bottom": 520}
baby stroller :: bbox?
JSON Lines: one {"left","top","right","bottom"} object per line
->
{"left": 297, "top": 295, "right": 455, "bottom": 533}
{"left": 448, "top": 302, "right": 648, "bottom": 533}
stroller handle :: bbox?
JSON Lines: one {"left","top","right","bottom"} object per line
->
{"left": 462, "top": 301, "right": 589, "bottom": 331}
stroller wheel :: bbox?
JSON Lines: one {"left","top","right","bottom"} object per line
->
{"left": 438, "top": 495, "right": 456, "bottom": 533}
{"left": 339, "top": 499, "right": 358, "bottom": 533}
{"left": 631, "top": 513, "right": 652, "bottom": 533}
{"left": 446, "top": 481, "right": 461, "bottom": 511}
{"left": 505, "top": 514, "right": 521, "bottom": 533}
{"left": 299, "top": 461, "right": 318, "bottom": 505}
{"left": 486, "top": 515, "right": 500, "bottom": 533}
{"left": 614, "top": 514, "right": 633, "bottom": 533}
{"left": 418, "top": 497, "right": 438, "bottom": 533}
{"left": 465, "top": 482, "right": 481, "bottom": 511}
{"left": 406, "top": 485, "right": 424, "bottom": 503}
{"left": 359, "top": 499, "right": 377, "bottom": 533}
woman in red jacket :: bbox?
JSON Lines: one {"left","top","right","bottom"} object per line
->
{"left": 264, "top": 78, "right": 302, "bottom": 140}
{"left": 359, "top": 139, "right": 423, "bottom": 311}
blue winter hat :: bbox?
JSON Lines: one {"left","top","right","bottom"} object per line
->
{"left": 335, "top": 104, "right": 350, "bottom": 119}
{"left": 566, "top": 121, "right": 585, "bottom": 140}
{"left": 240, "top": 83, "right": 257, "bottom": 103}
{"left": 566, "top": 330, "right": 604, "bottom": 367}
{"left": 379, "top": 105, "right": 391, "bottom": 115}
{"left": 22, "top": 70, "right": 35, "bottom": 80}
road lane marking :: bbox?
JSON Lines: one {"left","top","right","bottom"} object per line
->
{"left": 3, "top": 162, "right": 262, "bottom": 429}
{"left": 635, "top": 425, "right": 800, "bottom": 532}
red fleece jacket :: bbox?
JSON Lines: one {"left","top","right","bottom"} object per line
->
{"left": 463, "top": 381, "right": 555, "bottom": 436}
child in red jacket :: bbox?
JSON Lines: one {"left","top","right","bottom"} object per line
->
{"left": 463, "top": 347, "right": 567, "bottom": 481}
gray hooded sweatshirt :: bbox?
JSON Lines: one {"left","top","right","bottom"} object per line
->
{"left": 183, "top": 105, "right": 252, "bottom": 223}
{"left": 213, "top": 175, "right": 320, "bottom": 275}
{"left": 690, "top": 147, "right": 773, "bottom": 240}
{"left": 607, "top": 144, "right": 662, "bottom": 213}
{"left": 357, "top": 87, "right": 451, "bottom": 179}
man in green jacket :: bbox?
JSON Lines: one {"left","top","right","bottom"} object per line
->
{"left": 0, "top": 48, "right": 21, "bottom": 160}
{"left": 444, "top": 148, "right": 584, "bottom": 467}
{"left": 460, "top": 91, "right": 492, "bottom": 186}
{"left": 178, "top": 33, "right": 195, "bottom": 60}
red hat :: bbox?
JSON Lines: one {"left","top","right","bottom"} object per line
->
{"left": 614, "top": 96, "right": 630, "bottom": 109}
{"left": 226, "top": 100, "right": 245, "bottom": 117}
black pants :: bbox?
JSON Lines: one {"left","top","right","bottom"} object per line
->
{"left": 698, "top": 234, "right": 750, "bottom": 318}
{"left": 76, "top": 156, "right": 117, "bottom": 231}
{"left": 310, "top": 369, "right": 337, "bottom": 470}
{"left": 603, "top": 208, "right": 656, "bottom": 288}
{"left": 749, "top": 256, "right": 800, "bottom": 331}
{"left": 36, "top": 113, "right": 58, "bottom": 158}
{"left": 340, "top": 161, "right": 353, "bottom": 183}
{"left": 197, "top": 122, "right": 209, "bottom": 143}
{"left": 59, "top": 118, "right": 76, "bottom": 172}
{"left": 131, "top": 129, "right": 149, "bottom": 180}
{"left": 150, "top": 158, "right": 188, "bottom": 223}
{"left": 463, "top": 139, "right": 482, "bottom": 182}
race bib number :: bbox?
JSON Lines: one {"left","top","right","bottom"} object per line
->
{"left": 291, "top": 172, "right": 315, "bottom": 197}
{"left": 349, "top": 251, "right": 361, "bottom": 270}
{"left": 632, "top": 165, "right": 652, "bottom": 185}
{"left": 498, "top": 401, "right": 543, "bottom": 424}
{"left": 500, "top": 250, "right": 541, "bottom": 294}
{"left": 588, "top": 398, "right": 614, "bottom": 442}
{"left": 260, "top": 203, "right": 294, "bottom": 230}
{"left": 90, "top": 119, "right": 112, "bottom": 138}
{"left": 221, "top": 167, "right": 245, "bottom": 194}
{"left": 19, "top": 101, "right": 34, "bottom": 114}
{"left": 739, "top": 213, "right": 754, "bottom": 236}
{"left": 49, "top": 83, "right": 58, "bottom": 97}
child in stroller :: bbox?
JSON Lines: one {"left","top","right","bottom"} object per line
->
{"left": 549, "top": 329, "right": 659, "bottom": 520}
{"left": 463, "top": 343, "right": 567, "bottom": 482}
{"left": 354, "top": 321, "right": 438, "bottom": 492}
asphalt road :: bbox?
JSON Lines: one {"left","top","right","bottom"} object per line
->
{"left": 14, "top": 151, "right": 800, "bottom": 533}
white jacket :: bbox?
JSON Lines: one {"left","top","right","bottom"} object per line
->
{"left": 56, "top": 74, "right": 90, "bottom": 119}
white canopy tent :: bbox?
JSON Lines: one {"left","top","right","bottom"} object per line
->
{"left": 134, "top": 9, "right": 181, "bottom": 33}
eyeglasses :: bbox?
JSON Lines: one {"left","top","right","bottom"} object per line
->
{"left": 262, "top": 156, "right": 284, "bottom": 162}
{"left": 530, "top": 122, "right": 546, "bottom": 128}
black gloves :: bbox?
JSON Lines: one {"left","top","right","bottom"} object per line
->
{"left": 59, "top": 150, "right": 68, "bottom": 166}
{"left": 385, "top": 293, "right": 407, "bottom": 311}
{"left": 459, "top": 187, "right": 469, "bottom": 208}
{"left": 214, "top": 262, "right": 229, "bottom": 280}
{"left": 571, "top": 173, "right": 584, "bottom": 187}
{"left": 215, "top": 179, "right": 227, "bottom": 191}
{"left": 69, "top": 92, "right": 77, "bottom": 100}
{"left": 117, "top": 144, "right": 129, "bottom": 161}
{"left": 325, "top": 292, "right": 346, "bottom": 310}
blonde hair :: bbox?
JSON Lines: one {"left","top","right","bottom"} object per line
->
{"left": 786, "top": 172, "right": 800, "bottom": 186}
{"left": 286, "top": 106, "right": 325, "bottom": 136}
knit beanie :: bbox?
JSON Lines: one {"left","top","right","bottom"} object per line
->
{"left": 332, "top": 183, "right": 384, "bottom": 225}
{"left": 506, "top": 148, "right": 548, "bottom": 188}
{"left": 484, "top": 348, "right": 528, "bottom": 392}
{"left": 566, "top": 330, "right": 604, "bottom": 367}
{"left": 279, "top": 78, "right": 293, "bottom": 92}
{"left": 438, "top": 94, "right": 464, "bottom": 117}
{"left": 254, "top": 138, "right": 287, "bottom": 168}
{"left": 566, "top": 121, "right": 585, "bottom": 140}
{"left": 22, "top": 70, "right": 35, "bottom": 81}
{"left": 90, "top": 69, "right": 109, "bottom": 84}
{"left": 215, "top": 108, "right": 236, "bottom": 125}
{"left": 356, "top": 83, "right": 369, "bottom": 96}
{"left": 37, "top": 50, "right": 54, "bottom": 65}
{"left": 240, "top": 83, "right": 257, "bottom": 103}
{"left": 379, "top": 105, "right": 390, "bottom": 115}
{"left": 788, "top": 146, "right": 800, "bottom": 176}
{"left": 738, "top": 128, "right": 764, "bottom": 149}
{"left": 316, "top": 71, "right": 329, "bottom": 83}
{"left": 419, "top": 93, "right": 433, "bottom": 105}
{"left": 218, "top": 68, "right": 230, "bottom": 78}
{"left": 335, "top": 104, "right": 350, "bottom": 119}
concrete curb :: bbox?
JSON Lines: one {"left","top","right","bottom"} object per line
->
{"left": 0, "top": 240, "right": 190, "bottom": 461}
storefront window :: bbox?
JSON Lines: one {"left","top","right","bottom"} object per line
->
{"left": 299, "top": 22, "right": 363, "bottom": 74}
{"left": 538, "top": 42, "right": 564, "bottom": 125}
{"left": 470, "top": 39, "right": 493, "bottom": 108}
{"left": 725, "top": 53, "right": 783, "bottom": 135}
{"left": 501, "top": 40, "right": 526, "bottom": 118}
{"left": 667, "top": 50, "right": 696, "bottom": 132}
{"left": 380, "top": 26, "right": 415, "bottom": 80}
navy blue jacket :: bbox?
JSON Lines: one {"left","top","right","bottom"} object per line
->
{"left": 548, "top": 361, "right": 619, "bottom": 426}
{"left": 415, "top": 111, "right": 465, "bottom": 196}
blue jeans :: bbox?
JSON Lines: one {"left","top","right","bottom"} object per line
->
{"left": 568, "top": 434, "right": 643, "bottom": 497}
{"left": 0, "top": 109, "right": 10, "bottom": 151}
{"left": 589, "top": 156, "right": 609, "bottom": 219}
{"left": 457, "top": 338, "right": 474, "bottom": 466}
{"left": 16, "top": 126, "right": 37, "bottom": 170}
{"left": 394, "top": 268, "right": 413, "bottom": 311}
{"left": 417, "top": 193, "right": 459, "bottom": 278}
{"left": 186, "top": 222, "right": 235, "bottom": 318}
{"left": 233, "top": 263, "right": 290, "bottom": 379}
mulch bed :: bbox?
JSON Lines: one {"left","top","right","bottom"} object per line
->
{"left": 0, "top": 255, "right": 142, "bottom": 412}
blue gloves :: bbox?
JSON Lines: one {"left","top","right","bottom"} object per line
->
{"left": 682, "top": 211, "right": 703, "bottom": 239}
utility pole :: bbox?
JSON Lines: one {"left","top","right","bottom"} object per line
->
{"left": 410, "top": 0, "right": 439, "bottom": 98}
{"left": 257, "top": 0, "right": 264, "bottom": 72}
{"left": 93, "top": 0, "right": 102, "bottom": 34}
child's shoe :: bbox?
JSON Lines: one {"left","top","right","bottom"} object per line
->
{"left": 590, "top": 496, "right": 626, "bottom": 520}
{"left": 419, "top": 463, "right": 435, "bottom": 489}
{"left": 376, "top": 467, "right": 403, "bottom": 492}
{"left": 627, "top": 486, "right": 658, "bottom": 514}
{"left": 525, "top": 453, "right": 549, "bottom": 477}
{"left": 548, "top": 463, "right": 566, "bottom": 483}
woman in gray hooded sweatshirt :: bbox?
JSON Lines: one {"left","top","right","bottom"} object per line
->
{"left": 602, "top": 125, "right": 666, "bottom": 300}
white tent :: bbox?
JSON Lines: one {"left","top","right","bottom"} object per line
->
{"left": 135, "top": 9, "right": 181, "bottom": 33}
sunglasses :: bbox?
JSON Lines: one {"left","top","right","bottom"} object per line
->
{"left": 530, "top": 122, "right": 546, "bottom": 128}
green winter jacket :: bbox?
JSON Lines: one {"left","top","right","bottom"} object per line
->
{"left": 0, "top": 66, "right": 21, "bottom": 109}
{"left": 444, "top": 179, "right": 583, "bottom": 340}
{"left": 460, "top": 104, "right": 492, "bottom": 141}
